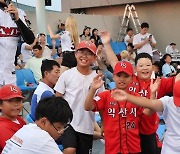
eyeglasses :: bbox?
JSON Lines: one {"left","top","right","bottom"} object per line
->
{"left": 52, "top": 123, "right": 69, "bottom": 134}
{"left": 77, "top": 50, "right": 94, "bottom": 57}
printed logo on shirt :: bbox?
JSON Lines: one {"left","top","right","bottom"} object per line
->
{"left": 107, "top": 107, "right": 137, "bottom": 118}
{"left": 109, "top": 102, "right": 117, "bottom": 106}
{"left": 138, "top": 89, "right": 148, "bottom": 97}
{"left": 126, "top": 121, "right": 135, "bottom": 129}
{"left": 0, "top": 26, "right": 20, "bottom": 37}
{"left": 10, "top": 135, "right": 23, "bottom": 147}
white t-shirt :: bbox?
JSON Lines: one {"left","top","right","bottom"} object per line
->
{"left": 21, "top": 42, "right": 33, "bottom": 63}
{"left": 42, "top": 46, "right": 53, "bottom": 60}
{"left": 124, "top": 34, "right": 132, "bottom": 46}
{"left": 166, "top": 45, "right": 179, "bottom": 54}
{"left": 2, "top": 123, "right": 62, "bottom": 154}
{"left": 159, "top": 96, "right": 180, "bottom": 154}
{"left": 133, "top": 33, "right": 156, "bottom": 56}
{"left": 59, "top": 31, "right": 75, "bottom": 52}
{"left": 54, "top": 67, "right": 104, "bottom": 134}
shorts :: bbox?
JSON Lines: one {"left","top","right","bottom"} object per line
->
{"left": 61, "top": 125, "right": 93, "bottom": 154}
{"left": 61, "top": 51, "right": 77, "bottom": 68}
{"left": 140, "top": 133, "right": 159, "bottom": 154}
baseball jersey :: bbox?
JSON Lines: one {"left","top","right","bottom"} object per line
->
{"left": 2, "top": 123, "right": 62, "bottom": 154}
{"left": 159, "top": 96, "right": 180, "bottom": 154}
{"left": 0, "top": 116, "right": 26, "bottom": 152}
{"left": 59, "top": 31, "right": 75, "bottom": 52}
{"left": 133, "top": 33, "right": 156, "bottom": 56}
{"left": 30, "top": 82, "right": 54, "bottom": 120}
{"left": 54, "top": 67, "right": 104, "bottom": 135}
{"left": 93, "top": 90, "right": 143, "bottom": 154}
{"left": 128, "top": 75, "right": 175, "bottom": 135}
{"left": 0, "top": 7, "right": 26, "bottom": 85}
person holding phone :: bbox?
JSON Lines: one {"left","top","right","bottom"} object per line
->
{"left": 133, "top": 22, "right": 156, "bottom": 56}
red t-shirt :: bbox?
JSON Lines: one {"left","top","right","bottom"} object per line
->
{"left": 128, "top": 75, "right": 175, "bottom": 135}
{"left": 93, "top": 90, "right": 143, "bottom": 154}
{"left": 0, "top": 116, "right": 26, "bottom": 152}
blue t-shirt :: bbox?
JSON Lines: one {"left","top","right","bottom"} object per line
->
{"left": 162, "top": 63, "right": 176, "bottom": 77}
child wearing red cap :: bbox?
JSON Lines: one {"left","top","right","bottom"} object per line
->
{"left": 0, "top": 84, "right": 26, "bottom": 152}
{"left": 54, "top": 41, "right": 104, "bottom": 154}
{"left": 84, "top": 61, "right": 152, "bottom": 154}
{"left": 100, "top": 31, "right": 180, "bottom": 154}
{"left": 112, "top": 79, "right": 180, "bottom": 154}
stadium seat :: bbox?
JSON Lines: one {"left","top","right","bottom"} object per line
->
{"left": 110, "top": 41, "right": 127, "bottom": 55}
{"left": 26, "top": 114, "right": 34, "bottom": 123}
{"left": 46, "top": 35, "right": 61, "bottom": 48}
{"left": 157, "top": 124, "right": 166, "bottom": 141}
{"left": 16, "top": 69, "right": 38, "bottom": 92}
{"left": 107, "top": 82, "right": 116, "bottom": 90}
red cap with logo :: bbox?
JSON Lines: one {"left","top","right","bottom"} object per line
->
{"left": 0, "top": 84, "right": 24, "bottom": 100}
{"left": 77, "top": 41, "right": 97, "bottom": 55}
{"left": 113, "top": 61, "right": 134, "bottom": 76}
{"left": 173, "top": 80, "right": 180, "bottom": 107}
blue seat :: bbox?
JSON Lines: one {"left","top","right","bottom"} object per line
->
{"left": 157, "top": 124, "right": 166, "bottom": 141}
{"left": 26, "top": 114, "right": 34, "bottom": 123}
{"left": 110, "top": 41, "right": 127, "bottom": 55}
{"left": 16, "top": 69, "right": 38, "bottom": 91}
{"left": 107, "top": 82, "right": 116, "bottom": 90}
{"left": 46, "top": 35, "right": 61, "bottom": 48}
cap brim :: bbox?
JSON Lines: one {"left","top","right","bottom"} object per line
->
{"left": 77, "top": 47, "right": 96, "bottom": 55}
{"left": 173, "top": 96, "right": 180, "bottom": 107}
{"left": 114, "top": 70, "right": 132, "bottom": 76}
{"left": 1, "top": 95, "right": 24, "bottom": 100}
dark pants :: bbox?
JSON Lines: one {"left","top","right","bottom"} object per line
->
{"left": 140, "top": 133, "right": 159, "bottom": 154}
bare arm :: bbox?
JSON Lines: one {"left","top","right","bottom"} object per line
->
{"left": 143, "top": 78, "right": 161, "bottom": 115}
{"left": 84, "top": 73, "right": 104, "bottom": 111}
{"left": 55, "top": 92, "right": 63, "bottom": 97}
{"left": 112, "top": 89, "right": 164, "bottom": 112}
{"left": 100, "top": 31, "right": 118, "bottom": 69}
{"left": 47, "top": 25, "right": 60, "bottom": 40}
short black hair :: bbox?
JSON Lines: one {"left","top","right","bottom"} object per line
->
{"left": 38, "top": 33, "right": 46, "bottom": 37}
{"left": 141, "top": 22, "right": 149, "bottom": 29}
{"left": 35, "top": 96, "right": 73, "bottom": 125}
{"left": 41, "top": 59, "right": 60, "bottom": 78}
{"left": 33, "top": 44, "right": 42, "bottom": 50}
{"left": 127, "top": 43, "right": 134, "bottom": 49}
{"left": 126, "top": 28, "right": 133, "bottom": 32}
{"left": 135, "top": 53, "right": 153, "bottom": 66}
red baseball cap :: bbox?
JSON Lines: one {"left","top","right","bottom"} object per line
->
{"left": 173, "top": 80, "right": 180, "bottom": 107}
{"left": 0, "top": 84, "right": 24, "bottom": 100}
{"left": 113, "top": 61, "right": 134, "bottom": 76}
{"left": 77, "top": 41, "right": 97, "bottom": 55}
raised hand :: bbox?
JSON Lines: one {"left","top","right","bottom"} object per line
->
{"left": 5, "top": 3, "right": 19, "bottom": 21}
{"left": 111, "top": 89, "right": 127, "bottom": 101}
{"left": 100, "top": 31, "right": 111, "bottom": 45}
{"left": 150, "top": 77, "right": 161, "bottom": 94}
{"left": 91, "top": 72, "right": 104, "bottom": 90}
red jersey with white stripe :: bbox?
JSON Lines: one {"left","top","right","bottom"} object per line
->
{"left": 128, "top": 75, "right": 175, "bottom": 135}
{"left": 0, "top": 8, "right": 26, "bottom": 85}
{"left": 93, "top": 90, "right": 143, "bottom": 154}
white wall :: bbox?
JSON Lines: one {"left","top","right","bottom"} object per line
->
{"left": 12, "top": 0, "right": 62, "bottom": 12}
